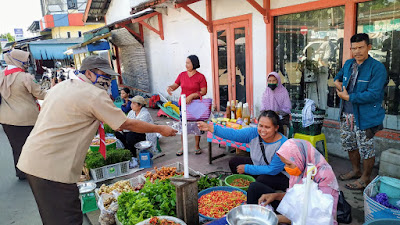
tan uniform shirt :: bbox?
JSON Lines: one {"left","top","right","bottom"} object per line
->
{"left": 17, "top": 75, "right": 127, "bottom": 183}
{"left": 0, "top": 72, "right": 46, "bottom": 126}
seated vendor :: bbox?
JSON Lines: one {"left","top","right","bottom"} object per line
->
{"left": 258, "top": 139, "right": 339, "bottom": 225}
{"left": 115, "top": 95, "right": 159, "bottom": 157}
{"left": 197, "top": 110, "right": 289, "bottom": 202}
{"left": 120, "top": 87, "right": 132, "bottom": 114}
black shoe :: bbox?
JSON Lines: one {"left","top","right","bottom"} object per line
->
{"left": 18, "top": 176, "right": 26, "bottom": 181}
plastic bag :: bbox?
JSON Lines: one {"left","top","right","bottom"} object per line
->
{"left": 166, "top": 121, "right": 201, "bottom": 136}
{"left": 98, "top": 193, "right": 119, "bottom": 225}
{"left": 277, "top": 178, "right": 334, "bottom": 225}
{"left": 337, "top": 191, "right": 352, "bottom": 224}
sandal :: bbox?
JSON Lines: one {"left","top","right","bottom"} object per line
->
{"left": 176, "top": 150, "right": 183, "bottom": 156}
{"left": 195, "top": 149, "right": 202, "bottom": 155}
{"left": 339, "top": 171, "right": 362, "bottom": 181}
{"left": 345, "top": 179, "right": 369, "bottom": 190}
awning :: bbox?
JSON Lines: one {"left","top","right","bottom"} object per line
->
{"left": 68, "top": 33, "right": 111, "bottom": 55}
{"left": 29, "top": 38, "right": 83, "bottom": 60}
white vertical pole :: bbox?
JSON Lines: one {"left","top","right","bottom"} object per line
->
{"left": 181, "top": 94, "right": 189, "bottom": 178}
{"left": 301, "top": 163, "right": 317, "bottom": 225}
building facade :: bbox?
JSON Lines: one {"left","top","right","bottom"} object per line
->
{"left": 103, "top": 0, "right": 400, "bottom": 160}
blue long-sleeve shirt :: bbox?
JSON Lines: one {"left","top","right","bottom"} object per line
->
{"left": 121, "top": 99, "right": 131, "bottom": 114}
{"left": 213, "top": 125, "right": 287, "bottom": 175}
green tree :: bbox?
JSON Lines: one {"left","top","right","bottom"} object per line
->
{"left": 0, "top": 33, "right": 15, "bottom": 52}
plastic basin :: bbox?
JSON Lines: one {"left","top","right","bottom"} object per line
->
{"left": 225, "top": 174, "right": 255, "bottom": 191}
{"left": 198, "top": 186, "right": 247, "bottom": 221}
{"left": 363, "top": 219, "right": 400, "bottom": 225}
{"left": 379, "top": 176, "right": 400, "bottom": 206}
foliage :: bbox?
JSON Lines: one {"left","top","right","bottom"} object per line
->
{"left": 0, "top": 33, "right": 15, "bottom": 52}
{"left": 117, "top": 179, "right": 177, "bottom": 225}
{"left": 104, "top": 124, "right": 114, "bottom": 134}
{"left": 197, "top": 175, "right": 222, "bottom": 192}
{"left": 85, "top": 148, "right": 132, "bottom": 169}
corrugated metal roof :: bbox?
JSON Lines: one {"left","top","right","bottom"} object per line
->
{"left": 29, "top": 37, "right": 84, "bottom": 45}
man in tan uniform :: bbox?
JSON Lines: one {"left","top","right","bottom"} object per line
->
{"left": 0, "top": 49, "right": 46, "bottom": 180}
{"left": 17, "top": 55, "right": 177, "bottom": 225}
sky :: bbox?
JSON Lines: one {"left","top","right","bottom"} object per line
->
{"left": 0, "top": 0, "right": 42, "bottom": 38}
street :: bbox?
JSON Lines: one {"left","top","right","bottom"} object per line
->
{"left": 0, "top": 125, "right": 91, "bottom": 225}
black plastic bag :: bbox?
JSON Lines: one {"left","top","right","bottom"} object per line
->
{"left": 337, "top": 191, "right": 352, "bottom": 224}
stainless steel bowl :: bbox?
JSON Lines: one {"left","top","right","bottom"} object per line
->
{"left": 134, "top": 140, "right": 152, "bottom": 150}
{"left": 77, "top": 182, "right": 96, "bottom": 194}
{"left": 135, "top": 216, "right": 187, "bottom": 225}
{"left": 226, "top": 204, "right": 278, "bottom": 225}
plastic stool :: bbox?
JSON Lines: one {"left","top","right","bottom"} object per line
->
{"left": 293, "top": 133, "right": 329, "bottom": 162}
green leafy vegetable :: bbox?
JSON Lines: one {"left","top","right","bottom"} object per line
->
{"left": 198, "top": 175, "right": 222, "bottom": 192}
{"left": 85, "top": 148, "right": 132, "bottom": 169}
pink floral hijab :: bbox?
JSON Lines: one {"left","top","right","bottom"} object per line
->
{"left": 278, "top": 139, "right": 339, "bottom": 225}
{"left": 277, "top": 139, "right": 339, "bottom": 191}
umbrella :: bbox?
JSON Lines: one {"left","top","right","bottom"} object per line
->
{"left": 235, "top": 37, "right": 246, "bottom": 45}
{"left": 218, "top": 39, "right": 226, "bottom": 46}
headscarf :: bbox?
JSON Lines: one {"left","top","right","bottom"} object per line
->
{"left": 261, "top": 72, "right": 292, "bottom": 114}
{"left": 277, "top": 139, "right": 339, "bottom": 225}
{"left": 0, "top": 49, "right": 30, "bottom": 99}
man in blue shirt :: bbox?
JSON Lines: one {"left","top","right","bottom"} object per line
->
{"left": 335, "top": 33, "right": 387, "bottom": 190}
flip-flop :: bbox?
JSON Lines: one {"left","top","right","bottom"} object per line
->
{"left": 339, "top": 171, "right": 361, "bottom": 181}
{"left": 345, "top": 179, "right": 369, "bottom": 190}
{"left": 195, "top": 149, "right": 202, "bottom": 155}
{"left": 176, "top": 150, "right": 183, "bottom": 156}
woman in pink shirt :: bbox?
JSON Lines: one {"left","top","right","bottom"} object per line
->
{"left": 167, "top": 55, "right": 207, "bottom": 156}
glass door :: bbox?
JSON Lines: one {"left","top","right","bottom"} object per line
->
{"left": 213, "top": 19, "right": 251, "bottom": 112}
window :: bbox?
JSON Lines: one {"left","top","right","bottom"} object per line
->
{"left": 78, "top": 31, "right": 82, "bottom": 37}
{"left": 274, "top": 6, "right": 345, "bottom": 112}
{"left": 67, "top": 0, "right": 78, "bottom": 9}
{"left": 67, "top": 32, "right": 71, "bottom": 38}
{"left": 357, "top": 0, "right": 400, "bottom": 117}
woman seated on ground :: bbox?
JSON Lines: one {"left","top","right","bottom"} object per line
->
{"left": 115, "top": 95, "right": 159, "bottom": 157}
{"left": 198, "top": 110, "right": 289, "bottom": 202}
{"left": 261, "top": 72, "right": 292, "bottom": 135}
{"left": 120, "top": 87, "right": 132, "bottom": 114}
{"left": 258, "top": 139, "right": 339, "bottom": 225}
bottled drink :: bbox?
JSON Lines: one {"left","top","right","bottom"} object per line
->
{"left": 242, "top": 103, "right": 250, "bottom": 125}
{"left": 231, "top": 100, "right": 236, "bottom": 120}
{"left": 225, "top": 101, "right": 231, "bottom": 118}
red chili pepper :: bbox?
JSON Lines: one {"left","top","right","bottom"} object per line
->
{"left": 198, "top": 191, "right": 246, "bottom": 218}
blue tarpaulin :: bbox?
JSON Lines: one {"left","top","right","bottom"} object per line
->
{"left": 29, "top": 38, "right": 82, "bottom": 60}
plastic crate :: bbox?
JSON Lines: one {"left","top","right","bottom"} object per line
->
{"left": 291, "top": 109, "right": 326, "bottom": 135}
{"left": 90, "top": 161, "right": 130, "bottom": 182}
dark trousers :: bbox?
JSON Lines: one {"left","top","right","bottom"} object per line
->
{"left": 115, "top": 131, "right": 146, "bottom": 157}
{"left": 27, "top": 174, "right": 83, "bottom": 225}
{"left": 2, "top": 124, "right": 33, "bottom": 179}
{"left": 229, "top": 156, "right": 289, "bottom": 204}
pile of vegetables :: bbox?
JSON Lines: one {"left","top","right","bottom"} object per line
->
{"left": 98, "top": 180, "right": 134, "bottom": 196}
{"left": 91, "top": 137, "right": 116, "bottom": 146}
{"left": 117, "top": 179, "right": 176, "bottom": 225}
{"left": 230, "top": 178, "right": 252, "bottom": 187}
{"left": 197, "top": 175, "right": 221, "bottom": 192}
{"left": 148, "top": 217, "right": 180, "bottom": 225}
{"left": 198, "top": 190, "right": 246, "bottom": 218}
{"left": 85, "top": 148, "right": 132, "bottom": 169}
{"left": 144, "top": 166, "right": 183, "bottom": 182}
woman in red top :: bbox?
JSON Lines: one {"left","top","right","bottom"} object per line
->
{"left": 167, "top": 55, "right": 207, "bottom": 156}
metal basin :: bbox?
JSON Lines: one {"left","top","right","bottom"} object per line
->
{"left": 77, "top": 182, "right": 96, "bottom": 194}
{"left": 134, "top": 140, "right": 152, "bottom": 150}
{"left": 226, "top": 204, "right": 278, "bottom": 225}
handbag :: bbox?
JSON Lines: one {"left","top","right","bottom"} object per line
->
{"left": 337, "top": 191, "right": 352, "bottom": 224}
{"left": 186, "top": 97, "right": 212, "bottom": 121}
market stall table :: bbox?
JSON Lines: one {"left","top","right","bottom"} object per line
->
{"left": 206, "top": 124, "right": 250, "bottom": 164}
